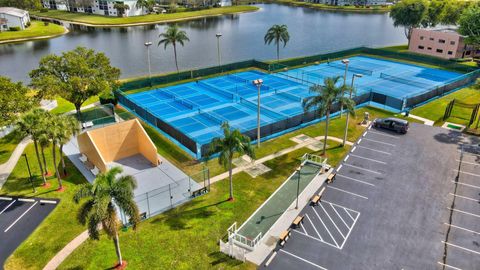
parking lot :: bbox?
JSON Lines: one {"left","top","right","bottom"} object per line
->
{"left": 262, "top": 123, "right": 480, "bottom": 270}
{"left": 0, "top": 196, "right": 58, "bottom": 268}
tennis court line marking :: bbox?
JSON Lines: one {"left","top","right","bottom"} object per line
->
{"left": 451, "top": 181, "right": 480, "bottom": 189}
{"left": 305, "top": 213, "right": 323, "bottom": 241}
{"left": 351, "top": 146, "right": 357, "bottom": 152}
{"left": 337, "top": 165, "right": 343, "bottom": 172}
{"left": 312, "top": 206, "right": 339, "bottom": 248}
{"left": 453, "top": 169, "right": 480, "bottom": 178}
{"left": 448, "top": 193, "right": 478, "bottom": 203}
{"left": 0, "top": 199, "right": 16, "bottom": 215}
{"left": 278, "top": 249, "right": 328, "bottom": 270}
{"left": 343, "top": 163, "right": 382, "bottom": 175}
{"left": 292, "top": 227, "right": 339, "bottom": 249}
{"left": 349, "top": 154, "right": 386, "bottom": 164}
{"left": 356, "top": 145, "right": 391, "bottom": 155}
{"left": 367, "top": 130, "right": 399, "bottom": 139}
{"left": 4, "top": 201, "right": 38, "bottom": 233}
{"left": 448, "top": 207, "right": 480, "bottom": 219}
{"left": 442, "top": 241, "right": 480, "bottom": 256}
{"left": 319, "top": 203, "right": 346, "bottom": 239}
{"left": 344, "top": 155, "right": 350, "bottom": 162}
{"left": 437, "top": 262, "right": 463, "bottom": 270}
{"left": 336, "top": 174, "right": 375, "bottom": 187}
{"left": 456, "top": 159, "right": 480, "bottom": 166}
{"left": 328, "top": 186, "right": 368, "bottom": 200}
{"left": 444, "top": 223, "right": 480, "bottom": 235}
{"left": 363, "top": 138, "right": 396, "bottom": 147}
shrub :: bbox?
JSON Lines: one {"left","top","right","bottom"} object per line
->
{"left": 44, "top": 21, "right": 50, "bottom": 26}
{"left": 39, "top": 7, "right": 49, "bottom": 13}
{"left": 26, "top": 21, "right": 31, "bottom": 27}
{"left": 8, "top": 26, "right": 21, "bottom": 31}
{"left": 99, "top": 91, "right": 118, "bottom": 105}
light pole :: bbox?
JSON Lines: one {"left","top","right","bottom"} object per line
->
{"left": 340, "top": 59, "right": 350, "bottom": 117}
{"left": 343, "top": 73, "right": 363, "bottom": 146}
{"left": 23, "top": 154, "right": 36, "bottom": 193}
{"left": 144, "top": 41, "right": 153, "bottom": 86}
{"left": 252, "top": 79, "right": 263, "bottom": 148}
{"left": 216, "top": 33, "right": 222, "bottom": 67}
{"left": 295, "top": 165, "right": 303, "bottom": 209}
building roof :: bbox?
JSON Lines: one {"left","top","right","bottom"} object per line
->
{"left": 0, "top": 7, "right": 29, "bottom": 17}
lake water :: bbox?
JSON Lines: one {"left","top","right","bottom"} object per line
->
{"left": 0, "top": 4, "right": 406, "bottom": 82}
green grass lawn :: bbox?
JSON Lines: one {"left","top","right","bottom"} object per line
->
{"left": 269, "top": 0, "right": 389, "bottom": 12}
{"left": 50, "top": 96, "right": 98, "bottom": 115}
{"left": 0, "top": 21, "right": 65, "bottom": 42}
{"left": 31, "top": 6, "right": 258, "bottom": 26}
{"left": 0, "top": 131, "right": 23, "bottom": 164}
{"left": 411, "top": 87, "right": 480, "bottom": 126}
{"left": 2, "top": 144, "right": 88, "bottom": 270}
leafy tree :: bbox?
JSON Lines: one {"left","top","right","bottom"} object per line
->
{"left": 302, "top": 76, "right": 355, "bottom": 155}
{"left": 458, "top": 6, "right": 480, "bottom": 47}
{"left": 264, "top": 24, "right": 290, "bottom": 62}
{"left": 136, "top": 0, "right": 155, "bottom": 12}
{"left": 208, "top": 122, "right": 255, "bottom": 201}
{"left": 421, "top": 0, "right": 445, "bottom": 28}
{"left": 16, "top": 108, "right": 49, "bottom": 186}
{"left": 0, "top": 76, "right": 35, "bottom": 127}
{"left": 441, "top": 0, "right": 471, "bottom": 25}
{"left": 0, "top": 0, "right": 41, "bottom": 9}
{"left": 390, "top": 0, "right": 428, "bottom": 45}
{"left": 74, "top": 167, "right": 140, "bottom": 268}
{"left": 113, "top": 3, "right": 130, "bottom": 16}
{"left": 29, "top": 47, "right": 120, "bottom": 120}
{"left": 158, "top": 25, "right": 190, "bottom": 72}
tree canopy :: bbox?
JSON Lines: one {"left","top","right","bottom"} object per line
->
{"left": 390, "top": 0, "right": 429, "bottom": 42}
{"left": 29, "top": 47, "right": 120, "bottom": 118}
{"left": 0, "top": 76, "right": 35, "bottom": 127}
{"left": 0, "top": 0, "right": 41, "bottom": 9}
{"left": 458, "top": 6, "right": 480, "bottom": 46}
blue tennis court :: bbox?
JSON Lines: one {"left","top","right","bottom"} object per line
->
{"left": 121, "top": 56, "right": 465, "bottom": 158}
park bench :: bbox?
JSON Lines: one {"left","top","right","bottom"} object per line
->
{"left": 79, "top": 154, "right": 88, "bottom": 163}
{"left": 311, "top": 187, "right": 326, "bottom": 206}
{"left": 90, "top": 166, "right": 99, "bottom": 176}
{"left": 292, "top": 215, "right": 304, "bottom": 229}
{"left": 82, "top": 121, "right": 94, "bottom": 129}
{"left": 327, "top": 172, "right": 336, "bottom": 184}
{"left": 278, "top": 229, "right": 291, "bottom": 247}
{"left": 191, "top": 187, "right": 208, "bottom": 198}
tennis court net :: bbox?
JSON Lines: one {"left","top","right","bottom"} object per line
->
{"left": 380, "top": 73, "right": 431, "bottom": 88}
{"left": 275, "top": 89, "right": 302, "bottom": 102}
{"left": 198, "top": 108, "right": 225, "bottom": 125}
{"left": 198, "top": 81, "right": 235, "bottom": 101}
{"left": 239, "top": 98, "right": 286, "bottom": 120}
{"left": 158, "top": 89, "right": 196, "bottom": 110}
{"left": 328, "top": 62, "right": 374, "bottom": 76}
{"left": 275, "top": 72, "right": 316, "bottom": 86}
{"left": 228, "top": 74, "right": 248, "bottom": 83}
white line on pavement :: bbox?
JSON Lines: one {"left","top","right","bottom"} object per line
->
{"left": 358, "top": 139, "right": 362, "bottom": 144}
{"left": 320, "top": 203, "right": 346, "bottom": 239}
{"left": 0, "top": 197, "right": 12, "bottom": 201}
{"left": 328, "top": 186, "right": 368, "bottom": 200}
{"left": 4, "top": 201, "right": 38, "bottom": 233}
{"left": 442, "top": 241, "right": 480, "bottom": 255}
{"left": 344, "top": 208, "right": 355, "bottom": 222}
{"left": 18, "top": 198, "right": 35, "bottom": 203}
{"left": 367, "top": 130, "right": 399, "bottom": 139}
{"left": 312, "top": 206, "right": 339, "bottom": 248}
{"left": 330, "top": 203, "right": 351, "bottom": 230}
{"left": 458, "top": 150, "right": 480, "bottom": 157}
{"left": 448, "top": 207, "right": 480, "bottom": 218}
{"left": 452, "top": 181, "right": 480, "bottom": 189}
{"left": 305, "top": 213, "right": 323, "bottom": 241}
{"left": 39, "top": 200, "right": 57, "bottom": 204}
{"left": 321, "top": 200, "right": 360, "bottom": 215}
{"left": 0, "top": 199, "right": 17, "bottom": 215}
{"left": 279, "top": 249, "right": 328, "bottom": 270}
{"left": 300, "top": 222, "right": 308, "bottom": 236}
{"left": 264, "top": 251, "right": 277, "bottom": 267}
{"left": 444, "top": 223, "right": 480, "bottom": 235}
{"left": 337, "top": 165, "right": 343, "bottom": 172}
{"left": 363, "top": 132, "right": 367, "bottom": 137}
{"left": 343, "top": 163, "right": 382, "bottom": 175}
{"left": 339, "top": 212, "right": 360, "bottom": 250}
{"left": 437, "top": 262, "right": 463, "bottom": 270}
{"left": 448, "top": 193, "right": 478, "bottom": 202}
{"left": 336, "top": 174, "right": 375, "bottom": 187}
{"left": 456, "top": 159, "right": 480, "bottom": 166}
{"left": 363, "top": 138, "right": 396, "bottom": 147}
{"left": 344, "top": 155, "right": 349, "bottom": 162}
{"left": 356, "top": 145, "right": 391, "bottom": 155}
{"left": 349, "top": 154, "right": 387, "bottom": 164}
{"left": 351, "top": 146, "right": 357, "bottom": 152}
{"left": 453, "top": 169, "right": 480, "bottom": 178}
{"left": 292, "top": 229, "right": 339, "bottom": 249}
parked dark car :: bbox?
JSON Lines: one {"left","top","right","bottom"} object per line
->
{"left": 373, "top": 118, "right": 409, "bottom": 134}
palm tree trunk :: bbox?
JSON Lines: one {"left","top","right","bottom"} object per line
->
{"left": 228, "top": 160, "right": 233, "bottom": 200}
{"left": 60, "top": 144, "right": 67, "bottom": 176}
{"left": 323, "top": 111, "right": 330, "bottom": 156}
{"left": 113, "top": 232, "right": 123, "bottom": 266}
{"left": 173, "top": 43, "right": 179, "bottom": 72}
{"left": 33, "top": 140, "right": 47, "bottom": 185}
{"left": 276, "top": 42, "right": 280, "bottom": 62}
{"left": 52, "top": 144, "right": 62, "bottom": 190}
{"left": 41, "top": 146, "right": 48, "bottom": 175}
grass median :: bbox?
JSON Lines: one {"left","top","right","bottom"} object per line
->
{"left": 0, "top": 21, "right": 65, "bottom": 43}
{"left": 0, "top": 131, "right": 23, "bottom": 164}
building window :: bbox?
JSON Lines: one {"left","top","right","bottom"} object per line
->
{"left": 429, "top": 37, "right": 434, "bottom": 41}
{"left": 420, "top": 36, "right": 424, "bottom": 40}
{"left": 439, "top": 39, "right": 446, "bottom": 44}
{"left": 448, "top": 51, "right": 453, "bottom": 55}
{"left": 427, "top": 47, "right": 432, "bottom": 50}
{"left": 99, "top": 0, "right": 107, "bottom": 10}
{"left": 418, "top": 45, "right": 425, "bottom": 50}
{"left": 436, "top": 49, "right": 444, "bottom": 53}
{"left": 466, "top": 51, "right": 471, "bottom": 55}
{"left": 450, "top": 41, "right": 455, "bottom": 45}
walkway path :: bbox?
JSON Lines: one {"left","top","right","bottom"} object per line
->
{"left": 0, "top": 137, "right": 32, "bottom": 190}
{"left": 42, "top": 230, "right": 89, "bottom": 270}
{"left": 403, "top": 113, "right": 435, "bottom": 126}
{"left": 210, "top": 136, "right": 353, "bottom": 184}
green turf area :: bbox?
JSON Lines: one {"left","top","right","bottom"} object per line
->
{"left": 50, "top": 96, "right": 98, "bottom": 115}
{"left": 269, "top": 0, "right": 389, "bottom": 12}
{"left": 0, "top": 21, "right": 66, "bottom": 43}
{"left": 411, "top": 87, "right": 480, "bottom": 126}
{"left": 31, "top": 6, "right": 258, "bottom": 26}
{"left": 0, "top": 131, "right": 23, "bottom": 164}
{"left": 2, "top": 144, "right": 88, "bottom": 270}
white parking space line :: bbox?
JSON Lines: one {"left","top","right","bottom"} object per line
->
{"left": 356, "top": 145, "right": 391, "bottom": 155}
{"left": 444, "top": 223, "right": 480, "bottom": 235}
{"left": 39, "top": 200, "right": 57, "bottom": 204}
{"left": 320, "top": 203, "right": 345, "bottom": 239}
{"left": 448, "top": 193, "right": 478, "bottom": 203}
{"left": 351, "top": 146, "right": 357, "bottom": 152}
{"left": 453, "top": 169, "right": 480, "bottom": 178}
{"left": 4, "top": 201, "right": 38, "bottom": 233}
{"left": 328, "top": 186, "right": 368, "bottom": 200}
{"left": 363, "top": 132, "right": 367, "bottom": 137}
{"left": 452, "top": 181, "right": 480, "bottom": 189}
{"left": 358, "top": 138, "right": 362, "bottom": 144}
{"left": 456, "top": 159, "right": 480, "bottom": 166}
{"left": 442, "top": 241, "right": 480, "bottom": 256}
{"left": 337, "top": 165, "right": 343, "bottom": 172}
{"left": 339, "top": 212, "right": 360, "bottom": 250}
{"left": 343, "top": 163, "right": 382, "bottom": 175}
{"left": 18, "top": 198, "right": 35, "bottom": 203}
{"left": 437, "top": 262, "right": 463, "bottom": 270}
{"left": 0, "top": 199, "right": 17, "bottom": 215}
{"left": 344, "top": 155, "right": 349, "bottom": 162}
{"left": 349, "top": 154, "right": 387, "bottom": 165}
{"left": 278, "top": 249, "right": 328, "bottom": 270}
{"left": 0, "top": 196, "right": 12, "bottom": 201}
{"left": 448, "top": 207, "right": 480, "bottom": 219}
{"left": 300, "top": 221, "right": 308, "bottom": 236}
{"left": 305, "top": 213, "right": 323, "bottom": 241}
{"left": 330, "top": 204, "right": 350, "bottom": 230}
{"left": 367, "top": 130, "right": 399, "bottom": 139}
{"left": 292, "top": 228, "right": 339, "bottom": 249}
{"left": 264, "top": 251, "right": 277, "bottom": 267}
{"left": 344, "top": 208, "right": 355, "bottom": 222}
{"left": 336, "top": 174, "right": 375, "bottom": 187}
{"left": 363, "top": 138, "right": 396, "bottom": 147}
{"left": 312, "top": 206, "right": 340, "bottom": 248}
{"left": 321, "top": 200, "right": 360, "bottom": 216}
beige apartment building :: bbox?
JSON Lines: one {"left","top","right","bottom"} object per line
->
{"left": 408, "top": 28, "right": 478, "bottom": 59}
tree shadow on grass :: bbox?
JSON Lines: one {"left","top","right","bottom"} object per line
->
{"left": 208, "top": 251, "right": 244, "bottom": 267}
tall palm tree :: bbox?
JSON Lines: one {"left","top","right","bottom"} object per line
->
{"left": 208, "top": 122, "right": 255, "bottom": 201}
{"left": 46, "top": 114, "right": 64, "bottom": 190}
{"left": 302, "top": 76, "right": 356, "bottom": 155}
{"left": 136, "top": 0, "right": 153, "bottom": 12}
{"left": 264, "top": 24, "right": 290, "bottom": 62}
{"left": 16, "top": 108, "right": 49, "bottom": 186}
{"left": 74, "top": 167, "right": 140, "bottom": 268}
{"left": 38, "top": 132, "right": 51, "bottom": 177}
{"left": 158, "top": 25, "right": 190, "bottom": 72}
{"left": 57, "top": 115, "right": 80, "bottom": 176}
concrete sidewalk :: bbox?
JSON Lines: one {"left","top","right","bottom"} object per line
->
{"left": 0, "top": 137, "right": 31, "bottom": 190}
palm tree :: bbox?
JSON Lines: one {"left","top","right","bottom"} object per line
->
{"left": 57, "top": 115, "right": 80, "bottom": 177}
{"left": 16, "top": 108, "right": 49, "bottom": 186}
{"left": 74, "top": 167, "right": 140, "bottom": 268}
{"left": 158, "top": 25, "right": 190, "bottom": 72}
{"left": 208, "top": 122, "right": 255, "bottom": 201}
{"left": 113, "top": 3, "right": 130, "bottom": 17}
{"left": 38, "top": 132, "right": 51, "bottom": 177}
{"left": 136, "top": 0, "right": 153, "bottom": 12}
{"left": 302, "top": 76, "right": 356, "bottom": 155}
{"left": 264, "top": 24, "right": 290, "bottom": 62}
{"left": 46, "top": 114, "right": 64, "bottom": 190}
